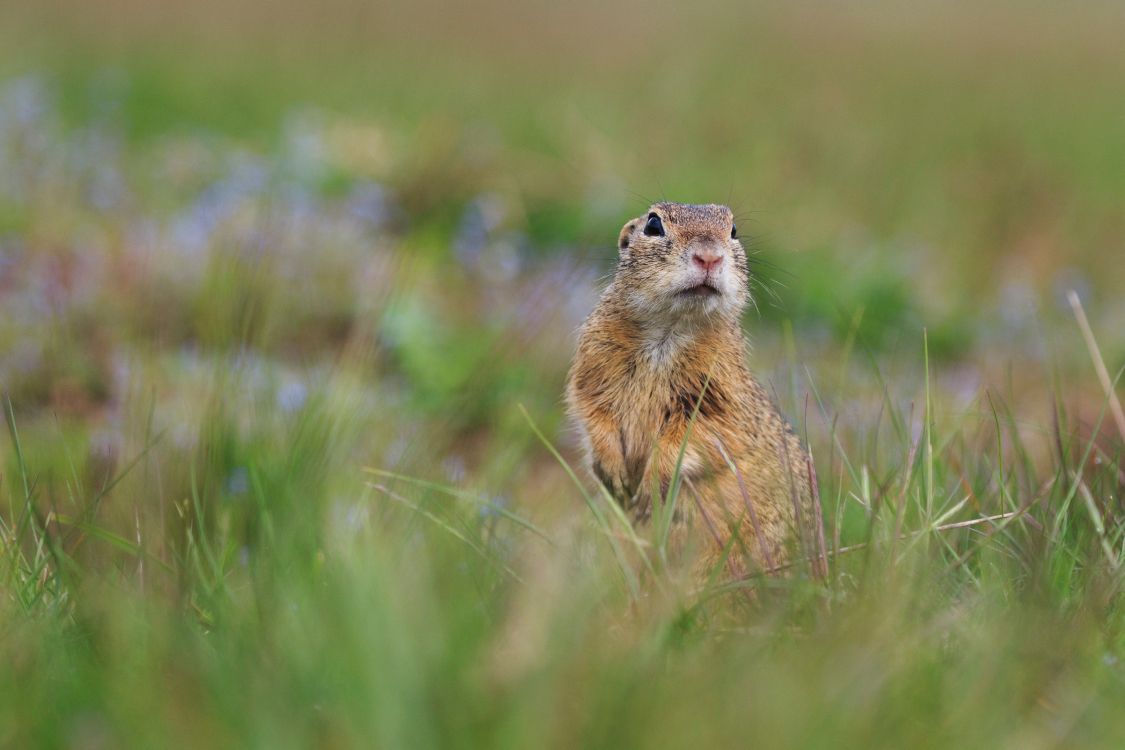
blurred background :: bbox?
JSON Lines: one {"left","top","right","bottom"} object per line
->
{"left": 2, "top": 0, "right": 1122, "bottom": 474}
{"left": 1, "top": 1, "right": 1124, "bottom": 745}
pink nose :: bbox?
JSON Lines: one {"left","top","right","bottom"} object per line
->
{"left": 692, "top": 248, "right": 724, "bottom": 273}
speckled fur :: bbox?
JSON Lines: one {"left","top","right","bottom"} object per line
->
{"left": 566, "top": 202, "right": 814, "bottom": 579}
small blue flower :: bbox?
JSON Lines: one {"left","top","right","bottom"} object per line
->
{"left": 226, "top": 467, "right": 250, "bottom": 496}
{"left": 277, "top": 379, "right": 308, "bottom": 414}
{"left": 479, "top": 494, "right": 510, "bottom": 520}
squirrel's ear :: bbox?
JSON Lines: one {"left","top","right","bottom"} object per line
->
{"left": 617, "top": 221, "right": 636, "bottom": 257}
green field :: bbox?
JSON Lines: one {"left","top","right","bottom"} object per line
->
{"left": 1, "top": 1, "right": 1125, "bottom": 747}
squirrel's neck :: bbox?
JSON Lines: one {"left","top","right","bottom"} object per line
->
{"left": 605, "top": 300, "right": 745, "bottom": 370}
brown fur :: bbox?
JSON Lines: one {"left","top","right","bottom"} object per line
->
{"left": 566, "top": 202, "right": 814, "bottom": 580}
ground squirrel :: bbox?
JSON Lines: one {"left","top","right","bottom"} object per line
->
{"left": 566, "top": 202, "right": 820, "bottom": 580}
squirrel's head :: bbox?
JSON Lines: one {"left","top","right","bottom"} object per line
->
{"left": 614, "top": 202, "right": 749, "bottom": 324}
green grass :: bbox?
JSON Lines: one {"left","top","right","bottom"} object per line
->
{"left": 2, "top": 326, "right": 1125, "bottom": 748}
{"left": 1, "top": 0, "right": 1124, "bottom": 746}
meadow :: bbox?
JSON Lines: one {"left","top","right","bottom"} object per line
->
{"left": 1, "top": 1, "right": 1124, "bottom": 747}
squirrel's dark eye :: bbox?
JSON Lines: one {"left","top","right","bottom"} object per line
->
{"left": 643, "top": 213, "right": 664, "bottom": 237}
{"left": 730, "top": 224, "right": 738, "bottom": 239}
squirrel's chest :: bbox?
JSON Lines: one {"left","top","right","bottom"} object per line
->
{"left": 611, "top": 361, "right": 720, "bottom": 463}
{"left": 614, "top": 381, "right": 675, "bottom": 443}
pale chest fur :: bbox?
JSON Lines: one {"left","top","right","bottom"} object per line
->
{"left": 590, "top": 328, "right": 739, "bottom": 493}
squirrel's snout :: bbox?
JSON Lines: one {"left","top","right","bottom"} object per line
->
{"left": 691, "top": 247, "right": 724, "bottom": 273}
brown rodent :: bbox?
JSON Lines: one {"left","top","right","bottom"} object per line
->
{"left": 566, "top": 202, "right": 820, "bottom": 581}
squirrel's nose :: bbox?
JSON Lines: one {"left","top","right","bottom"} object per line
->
{"left": 692, "top": 248, "right": 724, "bottom": 273}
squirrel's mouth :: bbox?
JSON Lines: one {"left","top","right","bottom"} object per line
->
{"left": 678, "top": 283, "right": 720, "bottom": 298}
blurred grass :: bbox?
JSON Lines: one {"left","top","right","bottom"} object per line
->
{"left": 0, "top": 0, "right": 1124, "bottom": 747}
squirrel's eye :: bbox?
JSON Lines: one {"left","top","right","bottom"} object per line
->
{"left": 643, "top": 213, "right": 664, "bottom": 237}
{"left": 730, "top": 224, "right": 738, "bottom": 239}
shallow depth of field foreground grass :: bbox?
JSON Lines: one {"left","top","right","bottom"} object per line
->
{"left": 3, "top": 335, "right": 1125, "bottom": 749}
{"left": 1, "top": 0, "right": 1125, "bottom": 747}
